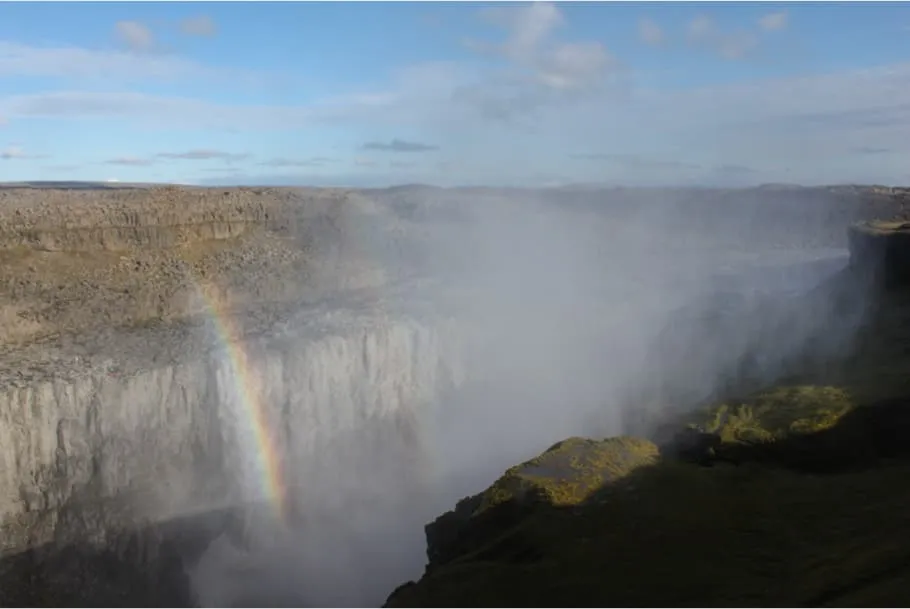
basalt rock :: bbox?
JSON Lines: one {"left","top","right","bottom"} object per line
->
{"left": 0, "top": 185, "right": 465, "bottom": 606}
{"left": 848, "top": 220, "right": 910, "bottom": 288}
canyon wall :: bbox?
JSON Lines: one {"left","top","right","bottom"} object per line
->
{"left": 0, "top": 185, "right": 464, "bottom": 606}
{"left": 0, "top": 308, "right": 464, "bottom": 606}
{"left": 1, "top": 183, "right": 906, "bottom": 607}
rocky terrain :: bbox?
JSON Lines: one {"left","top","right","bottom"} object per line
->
{"left": 0, "top": 185, "right": 394, "bottom": 346}
{"left": 1, "top": 181, "right": 910, "bottom": 607}
{"left": 0, "top": 184, "right": 465, "bottom": 606}
{"left": 385, "top": 194, "right": 910, "bottom": 607}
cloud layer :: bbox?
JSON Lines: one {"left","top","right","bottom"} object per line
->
{"left": 0, "top": 3, "right": 906, "bottom": 186}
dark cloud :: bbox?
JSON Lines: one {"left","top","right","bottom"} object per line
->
{"left": 853, "top": 146, "right": 891, "bottom": 155}
{"left": 362, "top": 139, "right": 439, "bottom": 153}
{"left": 257, "top": 157, "right": 334, "bottom": 168}
{"left": 157, "top": 149, "right": 249, "bottom": 161}
{"left": 105, "top": 156, "right": 155, "bottom": 166}
{"left": 569, "top": 152, "right": 702, "bottom": 171}
{"left": 714, "top": 163, "right": 757, "bottom": 174}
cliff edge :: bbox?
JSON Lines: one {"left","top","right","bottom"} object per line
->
{"left": 386, "top": 382, "right": 910, "bottom": 607}
{"left": 0, "top": 185, "right": 387, "bottom": 345}
{"left": 385, "top": 225, "right": 910, "bottom": 607}
{"left": 848, "top": 220, "right": 910, "bottom": 287}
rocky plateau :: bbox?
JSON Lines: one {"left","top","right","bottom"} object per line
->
{"left": 2, "top": 182, "right": 910, "bottom": 607}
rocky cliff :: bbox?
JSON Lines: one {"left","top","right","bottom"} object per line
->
{"left": 848, "top": 220, "right": 910, "bottom": 287}
{"left": 0, "top": 185, "right": 465, "bottom": 605}
{"left": 4, "top": 183, "right": 910, "bottom": 606}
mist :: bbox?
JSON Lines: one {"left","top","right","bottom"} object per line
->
{"left": 187, "top": 185, "right": 869, "bottom": 607}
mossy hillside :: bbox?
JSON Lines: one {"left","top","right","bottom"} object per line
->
{"left": 477, "top": 436, "right": 660, "bottom": 513}
{"left": 389, "top": 383, "right": 910, "bottom": 607}
{"left": 387, "top": 459, "right": 910, "bottom": 607}
{"left": 423, "top": 436, "right": 660, "bottom": 568}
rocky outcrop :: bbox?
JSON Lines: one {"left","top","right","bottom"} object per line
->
{"left": 385, "top": 385, "right": 910, "bottom": 607}
{"left": 421, "top": 436, "right": 659, "bottom": 570}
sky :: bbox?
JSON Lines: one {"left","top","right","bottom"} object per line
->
{"left": 1, "top": 1, "right": 909, "bottom": 188}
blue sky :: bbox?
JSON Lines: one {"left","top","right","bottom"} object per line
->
{"left": 1, "top": 1, "right": 909, "bottom": 187}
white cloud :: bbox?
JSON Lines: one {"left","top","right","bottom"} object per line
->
{"left": 1, "top": 145, "right": 44, "bottom": 160}
{"left": 1, "top": 146, "right": 26, "bottom": 159}
{"left": 115, "top": 21, "right": 154, "bottom": 52}
{"left": 0, "top": 40, "right": 275, "bottom": 85}
{"left": 0, "top": 91, "right": 318, "bottom": 129}
{"left": 684, "top": 12, "right": 790, "bottom": 60}
{"left": 180, "top": 15, "right": 217, "bottom": 37}
{"left": 758, "top": 12, "right": 788, "bottom": 32}
{"left": 685, "top": 15, "right": 760, "bottom": 60}
{"left": 638, "top": 18, "right": 664, "bottom": 46}
{"left": 5, "top": 58, "right": 910, "bottom": 184}
{"left": 471, "top": 2, "right": 614, "bottom": 92}
{"left": 687, "top": 15, "right": 714, "bottom": 43}
{"left": 1, "top": 2, "right": 908, "bottom": 186}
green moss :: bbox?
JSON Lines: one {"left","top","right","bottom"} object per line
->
{"left": 476, "top": 436, "right": 659, "bottom": 514}
{"left": 687, "top": 385, "right": 855, "bottom": 445}
{"left": 387, "top": 459, "right": 910, "bottom": 607}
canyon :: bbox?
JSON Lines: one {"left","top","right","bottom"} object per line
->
{"left": 0, "top": 183, "right": 907, "bottom": 606}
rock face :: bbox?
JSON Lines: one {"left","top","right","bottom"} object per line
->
{"left": 0, "top": 312, "right": 463, "bottom": 605}
{"left": 848, "top": 220, "right": 910, "bottom": 287}
{"left": 0, "top": 185, "right": 464, "bottom": 605}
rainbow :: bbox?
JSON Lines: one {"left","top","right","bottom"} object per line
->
{"left": 194, "top": 280, "right": 288, "bottom": 522}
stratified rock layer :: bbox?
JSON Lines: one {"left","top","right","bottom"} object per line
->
{"left": 0, "top": 186, "right": 390, "bottom": 344}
